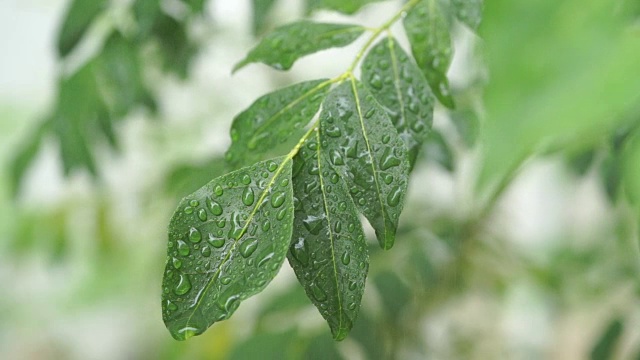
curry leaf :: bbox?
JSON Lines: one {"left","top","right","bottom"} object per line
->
{"left": 233, "top": 21, "right": 366, "bottom": 72}
{"left": 319, "top": 79, "right": 410, "bottom": 250}
{"left": 362, "top": 36, "right": 435, "bottom": 169}
{"left": 162, "top": 157, "right": 294, "bottom": 340}
{"left": 56, "top": 0, "right": 107, "bottom": 57}
{"left": 403, "top": 0, "right": 455, "bottom": 108}
{"left": 226, "top": 80, "right": 332, "bottom": 169}
{"left": 288, "top": 134, "right": 368, "bottom": 341}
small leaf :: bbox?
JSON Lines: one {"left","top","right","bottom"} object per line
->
{"left": 362, "top": 36, "right": 435, "bottom": 169}
{"left": 590, "top": 318, "right": 624, "bottom": 360}
{"left": 226, "top": 80, "right": 332, "bottom": 169}
{"left": 10, "top": 120, "right": 50, "bottom": 197}
{"left": 450, "top": 0, "right": 483, "bottom": 30}
{"left": 252, "top": 0, "right": 279, "bottom": 35}
{"left": 162, "top": 157, "right": 294, "bottom": 340}
{"left": 424, "top": 130, "right": 455, "bottom": 172}
{"left": 56, "top": 0, "right": 107, "bottom": 57}
{"left": 403, "top": 0, "right": 455, "bottom": 108}
{"left": 233, "top": 21, "right": 365, "bottom": 72}
{"left": 320, "top": 79, "right": 410, "bottom": 250}
{"left": 306, "top": 0, "right": 385, "bottom": 15}
{"left": 288, "top": 134, "right": 368, "bottom": 341}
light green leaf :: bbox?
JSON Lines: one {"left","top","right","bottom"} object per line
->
{"left": 623, "top": 131, "right": 640, "bottom": 206}
{"left": 451, "top": 0, "right": 483, "bottom": 30}
{"left": 403, "top": 0, "right": 455, "bottom": 108}
{"left": 233, "top": 21, "right": 365, "bottom": 72}
{"left": 319, "top": 79, "right": 410, "bottom": 250}
{"left": 226, "top": 80, "right": 332, "bottom": 169}
{"left": 306, "top": 0, "right": 386, "bottom": 15}
{"left": 162, "top": 157, "right": 294, "bottom": 340}
{"left": 252, "top": 0, "right": 279, "bottom": 34}
{"left": 288, "top": 134, "right": 368, "bottom": 341}
{"left": 56, "top": 0, "right": 107, "bottom": 57}
{"left": 362, "top": 36, "right": 435, "bottom": 169}
{"left": 10, "top": 121, "right": 50, "bottom": 197}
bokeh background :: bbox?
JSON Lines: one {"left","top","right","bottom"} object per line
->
{"left": 1, "top": 0, "right": 640, "bottom": 359}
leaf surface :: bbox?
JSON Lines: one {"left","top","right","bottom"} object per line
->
{"left": 226, "top": 80, "right": 331, "bottom": 169}
{"left": 403, "top": 0, "right": 454, "bottom": 108}
{"left": 56, "top": 0, "right": 107, "bottom": 57}
{"left": 162, "top": 157, "right": 294, "bottom": 340}
{"left": 362, "top": 36, "right": 434, "bottom": 169}
{"left": 233, "top": 21, "right": 365, "bottom": 72}
{"left": 288, "top": 133, "right": 368, "bottom": 340}
{"left": 451, "top": 0, "right": 483, "bottom": 30}
{"left": 319, "top": 79, "right": 410, "bottom": 249}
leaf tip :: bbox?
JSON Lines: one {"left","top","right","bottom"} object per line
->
{"left": 231, "top": 59, "right": 249, "bottom": 74}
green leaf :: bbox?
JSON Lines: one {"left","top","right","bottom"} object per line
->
{"left": 424, "top": 130, "right": 455, "bottom": 172}
{"left": 590, "top": 318, "right": 624, "bottom": 360}
{"left": 229, "top": 329, "right": 298, "bottom": 360}
{"left": 132, "top": 0, "right": 162, "bottom": 39}
{"left": 225, "top": 80, "right": 332, "bottom": 169}
{"left": 361, "top": 36, "right": 435, "bottom": 169}
{"left": 319, "top": 79, "right": 410, "bottom": 250}
{"left": 162, "top": 157, "right": 294, "bottom": 340}
{"left": 622, "top": 130, "right": 640, "bottom": 206}
{"left": 303, "top": 332, "right": 345, "bottom": 360}
{"left": 10, "top": 121, "right": 50, "bottom": 197}
{"left": 306, "top": 0, "right": 386, "bottom": 15}
{"left": 403, "top": 0, "right": 455, "bottom": 108}
{"left": 56, "top": 0, "right": 107, "bottom": 57}
{"left": 153, "top": 14, "right": 198, "bottom": 78}
{"left": 252, "top": 0, "right": 279, "bottom": 34}
{"left": 373, "top": 270, "right": 411, "bottom": 321}
{"left": 450, "top": 0, "right": 483, "bottom": 30}
{"left": 233, "top": 21, "right": 365, "bottom": 72}
{"left": 288, "top": 134, "right": 369, "bottom": 341}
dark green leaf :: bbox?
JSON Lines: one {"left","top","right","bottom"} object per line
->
{"left": 226, "top": 80, "right": 332, "bottom": 169}
{"left": 319, "top": 79, "right": 410, "bottom": 250}
{"left": 133, "top": 0, "right": 162, "bottom": 39}
{"left": 153, "top": 14, "right": 198, "bottom": 78}
{"left": 403, "top": 0, "right": 455, "bottom": 108}
{"left": 451, "top": 0, "right": 483, "bottom": 30}
{"left": 252, "top": 0, "right": 279, "bottom": 34}
{"left": 233, "top": 21, "right": 365, "bottom": 72}
{"left": 424, "top": 130, "right": 455, "bottom": 172}
{"left": 162, "top": 157, "right": 294, "bottom": 340}
{"left": 565, "top": 148, "right": 596, "bottom": 177}
{"left": 362, "top": 36, "right": 435, "bottom": 169}
{"left": 590, "top": 318, "right": 624, "bottom": 360}
{"left": 306, "top": 0, "right": 386, "bottom": 15}
{"left": 288, "top": 134, "right": 369, "bottom": 341}
{"left": 600, "top": 154, "right": 622, "bottom": 203}
{"left": 56, "top": 0, "right": 107, "bottom": 57}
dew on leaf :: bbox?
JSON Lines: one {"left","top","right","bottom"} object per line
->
{"left": 207, "top": 198, "right": 223, "bottom": 216}
{"left": 189, "top": 227, "right": 202, "bottom": 243}
{"left": 239, "top": 238, "right": 258, "bottom": 258}
{"left": 174, "top": 273, "right": 192, "bottom": 296}
{"left": 177, "top": 240, "right": 190, "bottom": 256}
{"left": 208, "top": 234, "right": 225, "bottom": 248}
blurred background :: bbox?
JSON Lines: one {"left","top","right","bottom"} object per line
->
{"left": 1, "top": 0, "right": 640, "bottom": 359}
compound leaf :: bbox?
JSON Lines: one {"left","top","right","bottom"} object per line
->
{"left": 362, "top": 36, "right": 435, "bottom": 169}
{"left": 451, "top": 0, "right": 483, "bottom": 30}
{"left": 233, "top": 21, "right": 365, "bottom": 72}
{"left": 319, "top": 79, "right": 410, "bottom": 250}
{"left": 306, "top": 0, "right": 386, "bottom": 15}
{"left": 403, "top": 0, "right": 455, "bottom": 108}
{"left": 56, "top": 0, "right": 107, "bottom": 57}
{"left": 288, "top": 133, "right": 368, "bottom": 341}
{"left": 226, "top": 80, "right": 332, "bottom": 169}
{"left": 162, "top": 157, "right": 294, "bottom": 340}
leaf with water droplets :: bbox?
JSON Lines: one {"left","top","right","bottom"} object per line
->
{"left": 226, "top": 80, "right": 331, "bottom": 169}
{"left": 451, "top": 0, "right": 483, "bottom": 31}
{"left": 162, "top": 157, "right": 294, "bottom": 340}
{"left": 320, "top": 79, "right": 410, "bottom": 250}
{"left": 306, "top": 0, "right": 386, "bottom": 14}
{"left": 233, "top": 21, "right": 365, "bottom": 72}
{"left": 403, "top": 0, "right": 455, "bottom": 108}
{"left": 362, "top": 36, "right": 435, "bottom": 169}
{"left": 288, "top": 134, "right": 369, "bottom": 340}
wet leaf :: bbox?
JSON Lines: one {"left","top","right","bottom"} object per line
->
{"left": 56, "top": 0, "right": 107, "bottom": 57}
{"left": 451, "top": 0, "right": 483, "bottom": 30}
{"left": 362, "top": 36, "right": 435, "bottom": 169}
{"left": 226, "top": 80, "right": 331, "bottom": 169}
{"left": 306, "top": 0, "right": 386, "bottom": 15}
{"left": 319, "top": 79, "right": 410, "bottom": 250}
{"left": 403, "top": 0, "right": 455, "bottom": 108}
{"left": 233, "top": 21, "right": 365, "bottom": 72}
{"left": 288, "top": 134, "right": 368, "bottom": 341}
{"left": 162, "top": 157, "right": 294, "bottom": 340}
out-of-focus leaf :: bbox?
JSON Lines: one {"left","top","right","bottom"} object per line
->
{"left": 133, "top": 0, "right": 162, "bottom": 39}
{"left": 403, "top": 0, "right": 455, "bottom": 108}
{"left": 623, "top": 131, "right": 640, "bottom": 206}
{"left": 257, "top": 282, "right": 311, "bottom": 324}
{"left": 565, "top": 148, "right": 596, "bottom": 177}
{"left": 306, "top": 0, "right": 385, "bottom": 15}
{"left": 233, "top": 21, "right": 365, "bottom": 72}
{"left": 252, "top": 0, "right": 279, "bottom": 34}
{"left": 450, "top": 0, "right": 483, "bottom": 30}
{"left": 162, "top": 157, "right": 294, "bottom": 340}
{"left": 229, "top": 329, "right": 298, "bottom": 360}
{"left": 10, "top": 121, "right": 49, "bottom": 197}
{"left": 153, "top": 14, "right": 198, "bottom": 78}
{"left": 590, "top": 318, "right": 624, "bottom": 360}
{"left": 304, "top": 332, "right": 345, "bottom": 360}
{"left": 320, "top": 79, "right": 410, "bottom": 250}
{"left": 478, "top": 0, "right": 640, "bottom": 192}
{"left": 350, "top": 312, "right": 387, "bottom": 360}
{"left": 225, "top": 80, "right": 331, "bottom": 169}
{"left": 362, "top": 36, "right": 435, "bottom": 170}
{"left": 56, "top": 0, "right": 107, "bottom": 57}
{"left": 288, "top": 135, "right": 369, "bottom": 341}
{"left": 164, "top": 156, "right": 229, "bottom": 197}
{"left": 373, "top": 270, "right": 411, "bottom": 320}
{"left": 424, "top": 130, "right": 455, "bottom": 172}
{"left": 601, "top": 153, "right": 622, "bottom": 204}
{"left": 181, "top": 0, "right": 207, "bottom": 14}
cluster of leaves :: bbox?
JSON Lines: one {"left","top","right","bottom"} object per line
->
{"left": 161, "top": 0, "right": 483, "bottom": 341}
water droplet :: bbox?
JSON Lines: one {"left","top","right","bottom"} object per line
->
{"left": 239, "top": 238, "right": 258, "bottom": 258}
{"left": 383, "top": 174, "right": 394, "bottom": 185}
{"left": 334, "top": 220, "right": 342, "bottom": 233}
{"left": 174, "top": 274, "right": 192, "bottom": 295}
{"left": 281, "top": 178, "right": 289, "bottom": 187}
{"left": 348, "top": 223, "right": 355, "bottom": 233}
{"left": 177, "top": 240, "right": 190, "bottom": 256}
{"left": 382, "top": 134, "right": 391, "bottom": 144}
{"left": 380, "top": 147, "right": 401, "bottom": 170}
{"left": 242, "top": 187, "right": 255, "bottom": 206}
{"left": 217, "top": 218, "right": 226, "bottom": 228}
{"left": 325, "top": 126, "right": 342, "bottom": 138}
{"left": 349, "top": 281, "right": 357, "bottom": 291}
{"left": 207, "top": 198, "right": 223, "bottom": 216}
{"left": 201, "top": 246, "right": 211, "bottom": 257}
{"left": 197, "top": 209, "right": 207, "bottom": 221}
{"left": 172, "top": 257, "right": 182, "bottom": 269}
{"left": 341, "top": 252, "right": 351, "bottom": 265}
{"left": 208, "top": 234, "right": 225, "bottom": 248}
{"left": 267, "top": 161, "right": 278, "bottom": 172}
{"left": 364, "top": 108, "right": 376, "bottom": 119}
{"left": 271, "top": 192, "right": 286, "bottom": 208}
{"left": 292, "top": 238, "right": 309, "bottom": 266}
{"left": 276, "top": 208, "right": 287, "bottom": 220}
{"left": 369, "top": 74, "right": 383, "bottom": 90}
{"left": 221, "top": 277, "right": 231, "bottom": 285}
{"left": 189, "top": 200, "right": 199, "bottom": 207}
{"left": 167, "top": 300, "right": 178, "bottom": 311}
{"left": 241, "top": 174, "right": 251, "bottom": 185}
{"left": 338, "top": 201, "right": 347, "bottom": 211}
{"left": 262, "top": 220, "right": 271, "bottom": 231}
{"left": 303, "top": 215, "right": 324, "bottom": 235}
{"left": 348, "top": 302, "right": 357, "bottom": 310}
{"left": 387, "top": 186, "right": 403, "bottom": 207}
{"left": 311, "top": 283, "right": 327, "bottom": 302}
{"left": 329, "top": 150, "right": 345, "bottom": 166}
{"left": 214, "top": 185, "right": 224, "bottom": 196}
{"left": 184, "top": 206, "right": 193, "bottom": 214}
{"left": 258, "top": 252, "right": 274, "bottom": 267}
{"left": 189, "top": 227, "right": 202, "bottom": 243}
